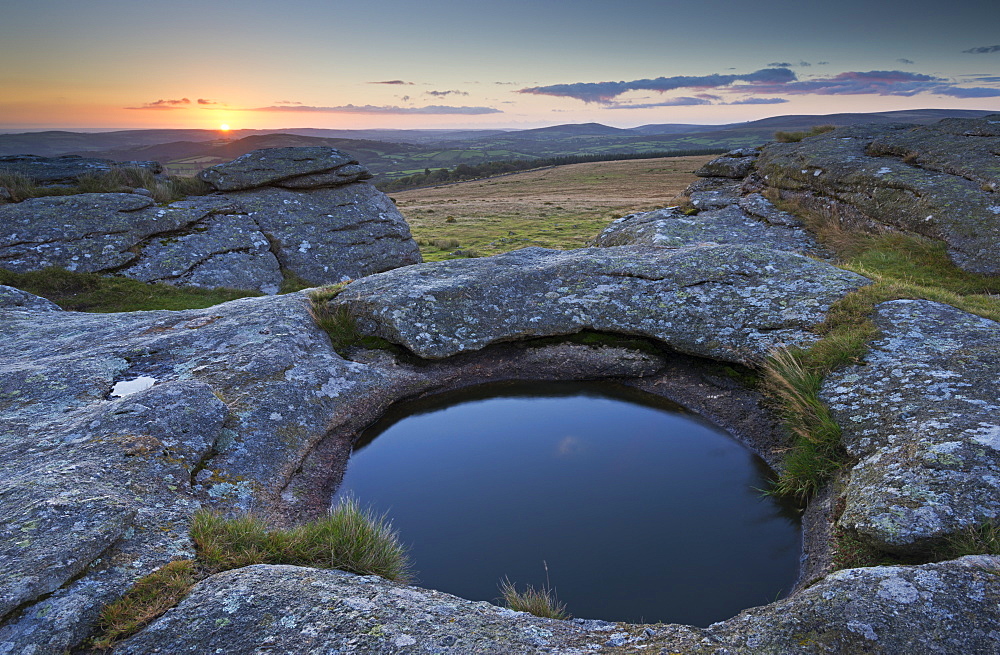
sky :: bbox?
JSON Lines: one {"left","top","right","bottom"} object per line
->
{"left": 1, "top": 0, "right": 998, "bottom": 131}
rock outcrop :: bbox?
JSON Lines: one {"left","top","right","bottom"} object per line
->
{"left": 693, "top": 147, "right": 759, "bottom": 179}
{"left": 823, "top": 300, "right": 1000, "bottom": 554}
{"left": 0, "top": 148, "right": 422, "bottom": 293}
{"left": 331, "top": 244, "right": 867, "bottom": 364}
{"left": 197, "top": 146, "right": 371, "bottom": 191}
{"left": 593, "top": 203, "right": 823, "bottom": 257}
{"left": 754, "top": 117, "right": 1000, "bottom": 275}
{"left": 0, "top": 284, "right": 61, "bottom": 311}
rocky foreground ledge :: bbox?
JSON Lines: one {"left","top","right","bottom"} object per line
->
{"left": 2, "top": 120, "right": 1000, "bottom": 653}
{"left": 3, "top": 258, "right": 999, "bottom": 652}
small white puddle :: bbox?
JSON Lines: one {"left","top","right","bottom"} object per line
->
{"left": 110, "top": 376, "right": 157, "bottom": 397}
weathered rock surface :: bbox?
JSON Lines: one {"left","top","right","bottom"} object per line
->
{"left": 593, "top": 204, "right": 824, "bottom": 257}
{"left": 688, "top": 180, "right": 743, "bottom": 210}
{"left": 119, "top": 210, "right": 283, "bottom": 294}
{"left": 116, "top": 557, "right": 1000, "bottom": 654}
{"left": 737, "top": 192, "right": 805, "bottom": 227}
{"left": 694, "top": 148, "right": 759, "bottom": 179}
{"left": 0, "top": 292, "right": 376, "bottom": 651}
{"left": 225, "top": 183, "right": 421, "bottom": 283}
{"left": 0, "top": 192, "right": 234, "bottom": 275}
{"left": 0, "top": 148, "right": 422, "bottom": 292}
{"left": 822, "top": 300, "right": 1000, "bottom": 553}
{"left": 331, "top": 245, "right": 868, "bottom": 364}
{"left": 755, "top": 117, "right": 1000, "bottom": 274}
{"left": 0, "top": 284, "right": 61, "bottom": 311}
{"left": 0, "top": 154, "right": 162, "bottom": 185}
{"left": 701, "top": 555, "right": 1000, "bottom": 653}
{"left": 198, "top": 147, "right": 371, "bottom": 191}
{"left": 114, "top": 565, "right": 634, "bottom": 654}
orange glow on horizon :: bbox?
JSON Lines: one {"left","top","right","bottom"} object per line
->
{"left": 219, "top": 123, "right": 231, "bottom": 131}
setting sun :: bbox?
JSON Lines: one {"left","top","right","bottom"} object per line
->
{"left": 219, "top": 123, "right": 231, "bottom": 131}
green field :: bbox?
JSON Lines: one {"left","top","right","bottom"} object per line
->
{"left": 392, "top": 155, "right": 713, "bottom": 261}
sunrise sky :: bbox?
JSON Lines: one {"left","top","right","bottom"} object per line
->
{"left": 2, "top": 0, "right": 998, "bottom": 131}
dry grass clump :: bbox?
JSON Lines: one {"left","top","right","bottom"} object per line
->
{"left": 0, "top": 166, "right": 210, "bottom": 204}
{"left": 936, "top": 522, "right": 1000, "bottom": 559}
{"left": 191, "top": 497, "right": 411, "bottom": 581}
{"left": 499, "top": 579, "right": 569, "bottom": 619}
{"left": 774, "top": 124, "right": 836, "bottom": 143}
{"left": 90, "top": 559, "right": 199, "bottom": 649}
{"left": 91, "top": 498, "right": 410, "bottom": 649}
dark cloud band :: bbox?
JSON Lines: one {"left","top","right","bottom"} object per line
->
{"left": 963, "top": 45, "right": 1000, "bottom": 54}
{"left": 518, "top": 68, "right": 795, "bottom": 103}
{"left": 521, "top": 68, "right": 1000, "bottom": 103}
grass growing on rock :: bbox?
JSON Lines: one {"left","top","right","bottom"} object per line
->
{"left": 307, "top": 282, "right": 398, "bottom": 355}
{"left": 91, "top": 499, "right": 411, "bottom": 649}
{"left": 763, "top": 195, "right": 1000, "bottom": 500}
{"left": 0, "top": 166, "right": 211, "bottom": 204}
{"left": 935, "top": 522, "right": 1000, "bottom": 559}
{"left": 773, "top": 124, "right": 836, "bottom": 143}
{"left": 191, "top": 497, "right": 411, "bottom": 581}
{"left": 499, "top": 578, "right": 570, "bottom": 620}
{"left": 90, "top": 559, "right": 199, "bottom": 649}
{"left": 0, "top": 266, "right": 260, "bottom": 312}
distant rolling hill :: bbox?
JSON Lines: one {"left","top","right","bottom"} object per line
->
{"left": 2, "top": 109, "right": 993, "bottom": 179}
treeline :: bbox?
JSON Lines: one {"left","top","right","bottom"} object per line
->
{"left": 376, "top": 148, "right": 727, "bottom": 192}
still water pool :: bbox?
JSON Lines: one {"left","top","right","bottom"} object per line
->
{"left": 335, "top": 381, "right": 801, "bottom": 626}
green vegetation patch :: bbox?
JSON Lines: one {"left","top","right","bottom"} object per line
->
{"left": 0, "top": 166, "right": 210, "bottom": 204}
{"left": 0, "top": 266, "right": 260, "bottom": 312}
{"left": 191, "top": 498, "right": 411, "bottom": 581}
{"left": 307, "top": 282, "right": 398, "bottom": 355}
{"left": 396, "top": 156, "right": 712, "bottom": 262}
{"left": 763, "top": 196, "right": 1000, "bottom": 500}
{"left": 90, "top": 559, "right": 199, "bottom": 649}
{"left": 774, "top": 124, "right": 836, "bottom": 143}
{"left": 378, "top": 149, "right": 724, "bottom": 192}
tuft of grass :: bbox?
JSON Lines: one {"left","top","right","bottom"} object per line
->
{"left": 935, "top": 522, "right": 1000, "bottom": 559}
{"left": 761, "top": 192, "right": 1000, "bottom": 499}
{"left": 307, "top": 283, "right": 398, "bottom": 354}
{"left": 499, "top": 578, "right": 569, "bottom": 620}
{"left": 190, "top": 496, "right": 411, "bottom": 581}
{"left": 774, "top": 125, "right": 836, "bottom": 143}
{"left": 90, "top": 559, "right": 198, "bottom": 649}
{"left": 278, "top": 269, "right": 313, "bottom": 294}
{"left": 432, "top": 237, "right": 460, "bottom": 250}
{"left": 92, "top": 500, "right": 410, "bottom": 649}
{"left": 0, "top": 266, "right": 260, "bottom": 312}
{"left": 763, "top": 348, "right": 846, "bottom": 499}
{"left": 0, "top": 170, "right": 47, "bottom": 202}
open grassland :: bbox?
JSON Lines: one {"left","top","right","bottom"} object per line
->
{"left": 391, "top": 155, "right": 713, "bottom": 261}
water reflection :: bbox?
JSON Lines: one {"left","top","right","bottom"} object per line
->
{"left": 336, "top": 381, "right": 801, "bottom": 627}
